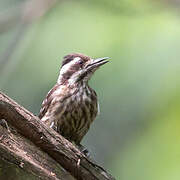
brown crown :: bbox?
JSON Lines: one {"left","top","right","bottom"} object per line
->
{"left": 62, "top": 53, "right": 90, "bottom": 67}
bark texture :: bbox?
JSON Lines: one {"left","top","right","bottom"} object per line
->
{"left": 0, "top": 91, "right": 115, "bottom": 180}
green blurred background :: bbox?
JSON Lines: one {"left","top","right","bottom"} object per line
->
{"left": 1, "top": 0, "right": 180, "bottom": 179}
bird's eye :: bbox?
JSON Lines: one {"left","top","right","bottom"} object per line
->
{"left": 78, "top": 59, "right": 83, "bottom": 65}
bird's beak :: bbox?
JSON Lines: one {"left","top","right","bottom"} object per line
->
{"left": 86, "top": 57, "right": 109, "bottom": 70}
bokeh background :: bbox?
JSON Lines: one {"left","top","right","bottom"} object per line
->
{"left": 1, "top": 0, "right": 180, "bottom": 179}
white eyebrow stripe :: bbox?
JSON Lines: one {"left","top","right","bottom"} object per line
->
{"left": 60, "top": 57, "right": 81, "bottom": 75}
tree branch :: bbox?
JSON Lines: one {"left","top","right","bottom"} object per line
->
{"left": 0, "top": 125, "right": 74, "bottom": 180}
{"left": 0, "top": 91, "right": 115, "bottom": 180}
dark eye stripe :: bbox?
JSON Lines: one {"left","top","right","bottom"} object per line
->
{"left": 62, "top": 55, "right": 74, "bottom": 67}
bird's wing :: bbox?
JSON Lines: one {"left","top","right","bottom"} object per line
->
{"left": 38, "top": 84, "right": 61, "bottom": 119}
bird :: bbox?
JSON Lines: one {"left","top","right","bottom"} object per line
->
{"left": 38, "top": 53, "right": 109, "bottom": 146}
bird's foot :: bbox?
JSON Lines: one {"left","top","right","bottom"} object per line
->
{"left": 78, "top": 144, "right": 91, "bottom": 158}
{"left": 0, "top": 119, "right": 10, "bottom": 132}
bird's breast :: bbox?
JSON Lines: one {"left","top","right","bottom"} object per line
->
{"left": 58, "top": 87, "right": 98, "bottom": 129}
{"left": 55, "top": 85, "right": 98, "bottom": 144}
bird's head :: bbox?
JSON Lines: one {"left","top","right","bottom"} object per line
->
{"left": 58, "top": 53, "right": 109, "bottom": 85}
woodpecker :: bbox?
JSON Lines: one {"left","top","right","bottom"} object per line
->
{"left": 39, "top": 53, "right": 109, "bottom": 145}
